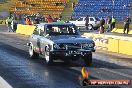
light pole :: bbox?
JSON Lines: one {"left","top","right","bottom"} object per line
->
{"left": 112, "top": 0, "right": 115, "bottom": 17}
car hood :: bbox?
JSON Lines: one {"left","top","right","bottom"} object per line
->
{"left": 49, "top": 35, "right": 93, "bottom": 43}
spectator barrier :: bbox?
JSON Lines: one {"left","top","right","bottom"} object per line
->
{"left": 16, "top": 24, "right": 35, "bottom": 35}
{"left": 108, "top": 39, "right": 119, "bottom": 53}
{"left": 0, "top": 20, "right": 6, "bottom": 25}
{"left": 108, "top": 39, "right": 132, "bottom": 55}
{"left": 112, "top": 28, "right": 132, "bottom": 34}
{"left": 119, "top": 40, "right": 132, "bottom": 55}
{"left": 82, "top": 32, "right": 132, "bottom": 56}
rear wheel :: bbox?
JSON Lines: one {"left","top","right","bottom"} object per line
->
{"left": 29, "top": 45, "right": 39, "bottom": 59}
{"left": 88, "top": 24, "right": 93, "bottom": 30}
{"left": 93, "top": 27, "right": 99, "bottom": 30}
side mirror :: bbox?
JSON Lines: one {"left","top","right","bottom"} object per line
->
{"left": 65, "top": 21, "right": 69, "bottom": 23}
{"left": 76, "top": 19, "right": 79, "bottom": 21}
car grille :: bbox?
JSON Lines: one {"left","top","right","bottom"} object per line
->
{"left": 66, "top": 43, "right": 81, "bottom": 50}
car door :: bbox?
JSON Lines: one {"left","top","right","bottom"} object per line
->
{"left": 31, "top": 27, "right": 41, "bottom": 52}
{"left": 39, "top": 25, "right": 54, "bottom": 55}
{"left": 38, "top": 26, "right": 46, "bottom": 54}
{"left": 89, "top": 17, "right": 95, "bottom": 26}
{"left": 76, "top": 17, "right": 85, "bottom": 27}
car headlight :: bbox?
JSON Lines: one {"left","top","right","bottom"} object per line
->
{"left": 89, "top": 42, "right": 95, "bottom": 48}
{"left": 82, "top": 42, "right": 95, "bottom": 49}
{"left": 82, "top": 43, "right": 89, "bottom": 49}
{"left": 53, "top": 44, "right": 67, "bottom": 50}
{"left": 53, "top": 44, "right": 60, "bottom": 49}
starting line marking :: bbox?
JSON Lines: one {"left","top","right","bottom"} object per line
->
{"left": 0, "top": 76, "right": 13, "bottom": 88}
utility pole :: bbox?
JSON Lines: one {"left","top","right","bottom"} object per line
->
{"left": 112, "top": 0, "right": 115, "bottom": 16}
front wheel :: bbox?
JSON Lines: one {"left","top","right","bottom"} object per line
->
{"left": 76, "top": 53, "right": 92, "bottom": 66}
{"left": 29, "top": 46, "right": 39, "bottom": 59}
{"left": 93, "top": 27, "right": 99, "bottom": 30}
{"left": 83, "top": 53, "right": 92, "bottom": 66}
{"left": 44, "top": 46, "right": 54, "bottom": 65}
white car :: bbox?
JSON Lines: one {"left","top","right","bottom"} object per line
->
{"left": 69, "top": 17, "right": 100, "bottom": 30}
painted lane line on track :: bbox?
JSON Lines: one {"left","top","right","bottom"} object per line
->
{"left": 0, "top": 76, "right": 13, "bottom": 88}
{"left": 100, "top": 68, "right": 132, "bottom": 79}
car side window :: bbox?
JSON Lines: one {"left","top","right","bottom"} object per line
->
{"left": 33, "top": 29, "right": 39, "bottom": 35}
{"left": 90, "top": 18, "right": 94, "bottom": 21}
{"left": 78, "top": 18, "right": 83, "bottom": 21}
{"left": 95, "top": 17, "right": 100, "bottom": 21}
{"left": 40, "top": 29, "right": 45, "bottom": 36}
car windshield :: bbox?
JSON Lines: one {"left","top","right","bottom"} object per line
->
{"left": 46, "top": 25, "right": 78, "bottom": 36}
{"left": 95, "top": 17, "right": 100, "bottom": 21}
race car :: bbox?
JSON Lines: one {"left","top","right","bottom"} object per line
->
{"left": 27, "top": 22, "right": 95, "bottom": 66}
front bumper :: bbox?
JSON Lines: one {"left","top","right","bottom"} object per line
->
{"left": 50, "top": 49, "right": 95, "bottom": 57}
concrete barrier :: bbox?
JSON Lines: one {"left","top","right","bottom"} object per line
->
{"left": 16, "top": 24, "right": 35, "bottom": 35}
{"left": 93, "top": 37, "right": 108, "bottom": 50}
{"left": 112, "top": 28, "right": 132, "bottom": 34}
{"left": 82, "top": 33, "right": 109, "bottom": 50}
{"left": 82, "top": 32, "right": 132, "bottom": 55}
{"left": 119, "top": 40, "right": 132, "bottom": 55}
{"left": 108, "top": 39, "right": 132, "bottom": 55}
{"left": 0, "top": 20, "right": 6, "bottom": 25}
{"left": 108, "top": 39, "right": 119, "bottom": 53}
